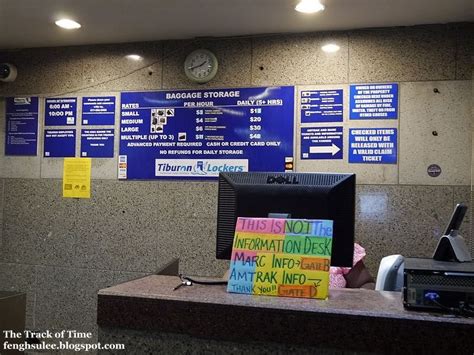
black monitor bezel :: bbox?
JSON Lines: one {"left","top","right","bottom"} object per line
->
{"left": 216, "top": 172, "right": 356, "bottom": 267}
{"left": 443, "top": 203, "right": 468, "bottom": 236}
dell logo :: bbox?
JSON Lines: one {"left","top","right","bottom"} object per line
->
{"left": 266, "top": 175, "right": 299, "bottom": 184}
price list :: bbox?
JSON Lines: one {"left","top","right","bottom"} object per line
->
{"left": 119, "top": 86, "right": 294, "bottom": 179}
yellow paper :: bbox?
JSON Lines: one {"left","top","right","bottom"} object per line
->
{"left": 63, "top": 158, "right": 91, "bottom": 198}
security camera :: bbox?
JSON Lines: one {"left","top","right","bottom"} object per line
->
{"left": 0, "top": 63, "right": 18, "bottom": 82}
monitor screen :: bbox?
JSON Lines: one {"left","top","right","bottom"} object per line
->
{"left": 216, "top": 172, "right": 355, "bottom": 267}
{"left": 443, "top": 203, "right": 467, "bottom": 236}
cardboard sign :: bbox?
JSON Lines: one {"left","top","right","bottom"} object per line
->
{"left": 227, "top": 217, "right": 333, "bottom": 300}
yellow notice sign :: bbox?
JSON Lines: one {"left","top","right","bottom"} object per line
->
{"left": 63, "top": 158, "right": 91, "bottom": 198}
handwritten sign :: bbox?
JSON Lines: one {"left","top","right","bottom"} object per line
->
{"left": 227, "top": 217, "right": 333, "bottom": 299}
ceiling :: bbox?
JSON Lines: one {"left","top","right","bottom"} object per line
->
{"left": 0, "top": 0, "right": 473, "bottom": 49}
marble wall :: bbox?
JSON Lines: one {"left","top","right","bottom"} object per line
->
{"left": 0, "top": 179, "right": 3, "bottom": 251}
{"left": 0, "top": 22, "right": 472, "bottom": 336}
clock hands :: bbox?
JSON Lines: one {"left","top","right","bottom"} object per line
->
{"left": 188, "top": 60, "right": 209, "bottom": 70}
{"left": 184, "top": 49, "right": 217, "bottom": 83}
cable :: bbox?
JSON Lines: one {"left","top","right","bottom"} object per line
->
{"left": 425, "top": 292, "right": 474, "bottom": 317}
{"left": 431, "top": 299, "right": 460, "bottom": 314}
{"left": 459, "top": 302, "right": 474, "bottom": 316}
{"left": 39, "top": 28, "right": 350, "bottom": 98}
{"left": 180, "top": 274, "right": 228, "bottom": 285}
{"left": 46, "top": 38, "right": 204, "bottom": 98}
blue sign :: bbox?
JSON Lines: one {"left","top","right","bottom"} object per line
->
{"left": 301, "top": 126, "right": 343, "bottom": 160}
{"left": 81, "top": 129, "right": 114, "bottom": 158}
{"left": 5, "top": 97, "right": 39, "bottom": 156}
{"left": 350, "top": 83, "right": 398, "bottom": 119}
{"left": 44, "top": 129, "right": 76, "bottom": 157}
{"left": 82, "top": 96, "right": 116, "bottom": 125}
{"left": 45, "top": 97, "right": 77, "bottom": 126}
{"left": 301, "top": 89, "right": 343, "bottom": 123}
{"left": 119, "top": 86, "right": 295, "bottom": 179}
{"left": 349, "top": 128, "right": 397, "bottom": 164}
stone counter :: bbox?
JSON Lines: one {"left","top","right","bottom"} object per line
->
{"left": 97, "top": 275, "right": 474, "bottom": 354}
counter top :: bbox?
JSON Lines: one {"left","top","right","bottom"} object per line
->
{"left": 98, "top": 275, "right": 474, "bottom": 354}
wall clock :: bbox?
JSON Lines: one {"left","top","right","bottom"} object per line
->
{"left": 184, "top": 49, "right": 218, "bottom": 84}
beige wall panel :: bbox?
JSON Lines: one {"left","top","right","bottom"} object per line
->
{"left": 455, "top": 23, "right": 474, "bottom": 80}
{"left": 349, "top": 26, "right": 456, "bottom": 83}
{"left": 81, "top": 42, "right": 163, "bottom": 92}
{"left": 399, "top": 80, "right": 472, "bottom": 185}
{"left": 252, "top": 32, "right": 348, "bottom": 86}
{"left": 162, "top": 38, "right": 252, "bottom": 89}
{"left": 0, "top": 47, "right": 85, "bottom": 96}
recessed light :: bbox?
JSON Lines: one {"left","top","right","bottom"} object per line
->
{"left": 55, "top": 19, "right": 81, "bottom": 30}
{"left": 295, "top": 0, "right": 325, "bottom": 14}
{"left": 321, "top": 43, "right": 340, "bottom": 53}
{"left": 125, "top": 54, "right": 143, "bottom": 61}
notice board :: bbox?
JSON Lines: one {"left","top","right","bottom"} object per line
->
{"left": 227, "top": 217, "right": 333, "bottom": 300}
{"left": 5, "top": 97, "right": 38, "bottom": 156}
{"left": 119, "top": 86, "right": 295, "bottom": 179}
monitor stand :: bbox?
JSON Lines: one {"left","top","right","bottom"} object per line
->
{"left": 432, "top": 230, "right": 472, "bottom": 262}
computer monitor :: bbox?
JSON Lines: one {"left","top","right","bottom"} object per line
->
{"left": 216, "top": 172, "right": 356, "bottom": 267}
{"left": 443, "top": 203, "right": 467, "bottom": 236}
{"left": 433, "top": 203, "right": 472, "bottom": 262}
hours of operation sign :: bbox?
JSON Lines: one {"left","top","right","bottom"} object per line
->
{"left": 45, "top": 97, "right": 77, "bottom": 126}
{"left": 119, "top": 86, "right": 295, "bottom": 179}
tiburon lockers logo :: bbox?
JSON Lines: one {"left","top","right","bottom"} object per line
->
{"left": 155, "top": 159, "right": 248, "bottom": 177}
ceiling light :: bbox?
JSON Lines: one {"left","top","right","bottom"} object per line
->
{"left": 295, "top": 0, "right": 325, "bottom": 14}
{"left": 125, "top": 54, "right": 143, "bottom": 61}
{"left": 321, "top": 43, "right": 340, "bottom": 53}
{"left": 55, "top": 19, "right": 81, "bottom": 30}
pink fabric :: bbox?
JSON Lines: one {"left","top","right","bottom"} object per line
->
{"left": 329, "top": 243, "right": 366, "bottom": 288}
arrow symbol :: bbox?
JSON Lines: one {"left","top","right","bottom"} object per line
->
{"left": 308, "top": 278, "right": 322, "bottom": 287}
{"left": 309, "top": 144, "right": 340, "bottom": 156}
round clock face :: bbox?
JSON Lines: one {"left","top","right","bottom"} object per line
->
{"left": 184, "top": 49, "right": 218, "bottom": 83}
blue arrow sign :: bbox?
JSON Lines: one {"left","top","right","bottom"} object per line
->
{"left": 301, "top": 126, "right": 343, "bottom": 160}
